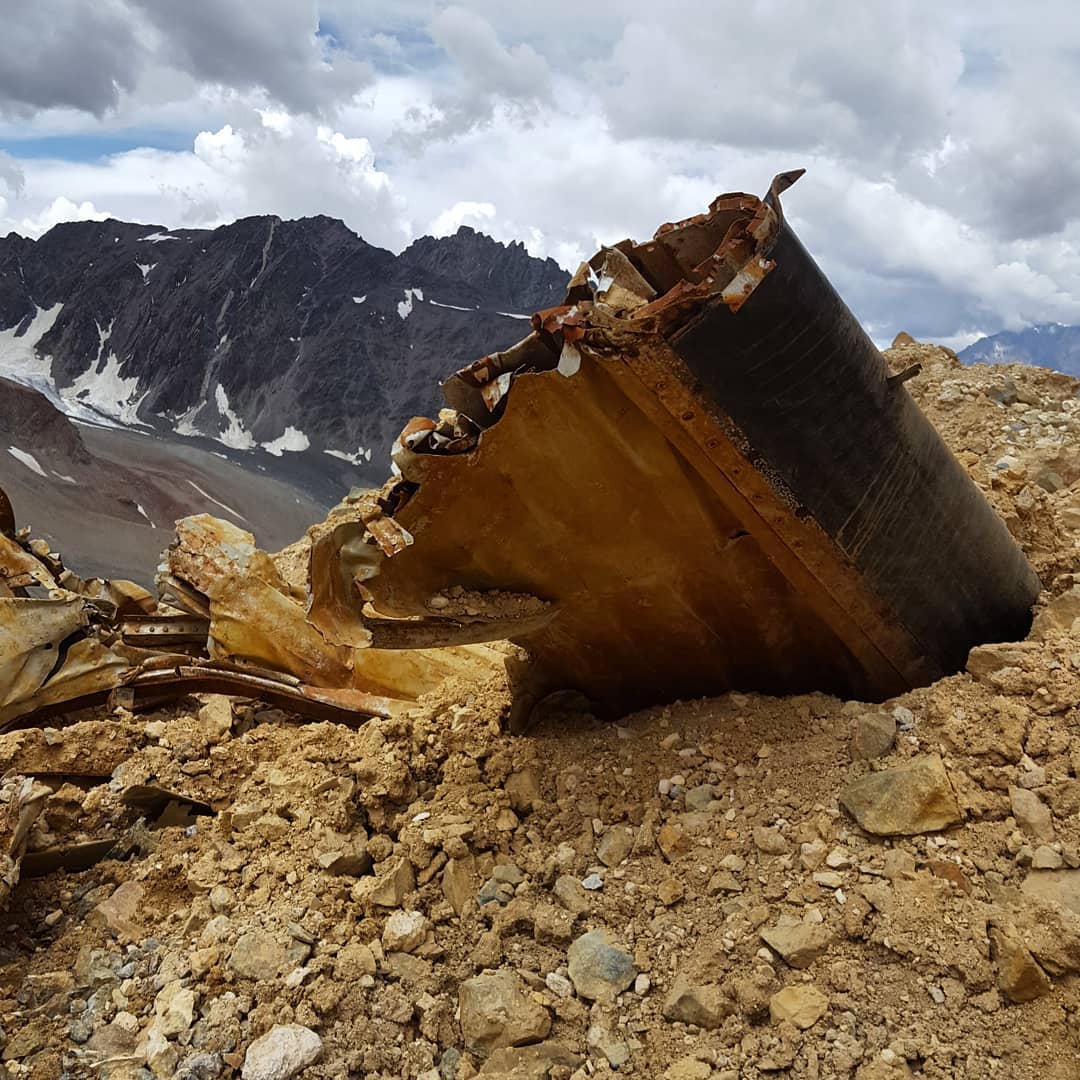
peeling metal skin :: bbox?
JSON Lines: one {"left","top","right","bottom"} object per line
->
{"left": 314, "top": 171, "right": 1040, "bottom": 730}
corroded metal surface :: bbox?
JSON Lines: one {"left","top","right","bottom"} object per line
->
{"left": 312, "top": 172, "right": 1039, "bottom": 727}
{"left": 0, "top": 172, "right": 1042, "bottom": 735}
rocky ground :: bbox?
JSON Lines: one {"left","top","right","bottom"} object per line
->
{"left": 5, "top": 343, "right": 1080, "bottom": 1079}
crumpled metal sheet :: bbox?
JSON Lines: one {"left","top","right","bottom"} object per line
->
{"left": 0, "top": 774, "right": 52, "bottom": 913}
{"left": 310, "top": 171, "right": 1040, "bottom": 728}
{"left": 159, "top": 514, "right": 508, "bottom": 701}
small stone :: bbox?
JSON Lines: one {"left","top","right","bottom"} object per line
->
{"left": 383, "top": 910, "right": 427, "bottom": 954}
{"left": 813, "top": 871, "right": 844, "bottom": 888}
{"left": 458, "top": 969, "right": 552, "bottom": 1054}
{"left": 1010, "top": 787, "right": 1055, "bottom": 842}
{"left": 839, "top": 754, "right": 961, "bottom": 835}
{"left": 353, "top": 854, "right": 415, "bottom": 909}
{"left": 545, "top": 972, "right": 573, "bottom": 998}
{"left": 685, "top": 784, "right": 716, "bottom": 812}
{"left": 769, "top": 984, "right": 829, "bottom": 1029}
{"left": 333, "top": 941, "right": 376, "bottom": 980}
{"left": 634, "top": 973, "right": 651, "bottom": 995}
{"left": 88, "top": 881, "right": 144, "bottom": 941}
{"left": 228, "top": 930, "right": 287, "bottom": 982}
{"left": 241, "top": 1024, "right": 323, "bottom": 1080}
{"left": 481, "top": 1043, "right": 583, "bottom": 1077}
{"left": 825, "top": 847, "right": 853, "bottom": 869}
{"left": 799, "top": 839, "right": 827, "bottom": 870}
{"left": 990, "top": 928, "right": 1051, "bottom": 1003}
{"left": 657, "top": 878, "right": 685, "bottom": 905}
{"left": 597, "top": 827, "right": 633, "bottom": 868}
{"left": 566, "top": 929, "right": 637, "bottom": 1002}
{"left": 851, "top": 713, "right": 896, "bottom": 760}
{"left": 197, "top": 695, "right": 233, "bottom": 741}
{"left": 892, "top": 705, "right": 915, "bottom": 730}
{"left": 442, "top": 854, "right": 479, "bottom": 916}
{"left": 154, "top": 980, "right": 196, "bottom": 1036}
{"left": 492, "top": 863, "right": 525, "bottom": 885}
{"left": 1032, "top": 845, "right": 1064, "bottom": 870}
{"left": 883, "top": 849, "right": 916, "bottom": 881}
{"left": 1021, "top": 868, "right": 1080, "bottom": 913}
{"left": 581, "top": 873, "right": 604, "bottom": 890}
{"left": 504, "top": 769, "right": 541, "bottom": 814}
{"left": 1031, "top": 585, "right": 1080, "bottom": 639}
{"left": 967, "top": 641, "right": 1041, "bottom": 678}
{"left": 553, "top": 875, "right": 590, "bottom": 914}
{"left": 760, "top": 922, "right": 835, "bottom": 969}
{"left": 664, "top": 1057, "right": 713, "bottom": 1080}
{"left": 209, "top": 885, "right": 236, "bottom": 913}
{"left": 495, "top": 808, "right": 520, "bottom": 831}
{"left": 657, "top": 823, "right": 691, "bottom": 861}
{"left": 587, "top": 1022, "right": 630, "bottom": 1067}
{"left": 661, "top": 973, "right": 733, "bottom": 1029}
{"left": 753, "top": 826, "right": 790, "bottom": 855}
{"left": 707, "top": 869, "right": 742, "bottom": 893}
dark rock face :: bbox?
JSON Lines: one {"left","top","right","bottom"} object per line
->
{"left": 0, "top": 215, "right": 569, "bottom": 464}
{"left": 0, "top": 376, "right": 90, "bottom": 466}
{"left": 960, "top": 323, "right": 1080, "bottom": 377}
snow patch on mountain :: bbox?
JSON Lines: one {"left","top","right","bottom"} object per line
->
{"left": 325, "top": 446, "right": 373, "bottom": 465}
{"left": 63, "top": 351, "right": 147, "bottom": 427}
{"left": 7, "top": 446, "right": 47, "bottom": 477}
{"left": 352, "top": 295, "right": 366, "bottom": 305}
{"left": 214, "top": 385, "right": 256, "bottom": 450}
{"left": 0, "top": 303, "right": 63, "bottom": 396}
{"left": 186, "top": 478, "right": 243, "bottom": 519}
{"left": 397, "top": 288, "right": 424, "bottom": 320}
{"left": 136, "top": 261, "right": 156, "bottom": 281}
{"left": 263, "top": 426, "right": 310, "bottom": 456}
{"left": 138, "top": 232, "right": 181, "bottom": 243}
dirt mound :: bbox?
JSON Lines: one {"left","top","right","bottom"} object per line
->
{"left": 3, "top": 344, "right": 1080, "bottom": 1079}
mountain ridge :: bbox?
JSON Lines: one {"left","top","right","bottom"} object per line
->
{"left": 959, "top": 322, "right": 1080, "bottom": 378}
{"left": 0, "top": 213, "right": 570, "bottom": 470}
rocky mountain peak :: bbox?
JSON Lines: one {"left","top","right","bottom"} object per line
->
{"left": 0, "top": 212, "right": 570, "bottom": 477}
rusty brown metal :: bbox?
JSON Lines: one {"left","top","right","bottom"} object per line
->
{"left": 310, "top": 171, "right": 1039, "bottom": 729}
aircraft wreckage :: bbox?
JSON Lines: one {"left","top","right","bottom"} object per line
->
{"left": 0, "top": 171, "right": 1041, "bottom": 735}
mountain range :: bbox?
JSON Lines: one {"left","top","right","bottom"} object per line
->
{"left": 959, "top": 323, "right": 1080, "bottom": 376}
{"left": 0, "top": 214, "right": 569, "bottom": 478}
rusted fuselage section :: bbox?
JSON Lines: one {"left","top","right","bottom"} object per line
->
{"left": 312, "top": 171, "right": 1040, "bottom": 727}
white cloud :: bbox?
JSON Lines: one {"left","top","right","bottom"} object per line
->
{"left": 429, "top": 200, "right": 495, "bottom": 236}
{"left": 4, "top": 3, "right": 1080, "bottom": 345}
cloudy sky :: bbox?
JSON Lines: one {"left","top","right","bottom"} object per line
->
{"left": 0, "top": 2, "right": 1076, "bottom": 347}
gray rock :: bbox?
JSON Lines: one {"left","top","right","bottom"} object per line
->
{"left": 850, "top": 713, "right": 897, "bottom": 760}
{"left": 458, "top": 969, "right": 552, "bottom": 1055}
{"left": 241, "top": 1024, "right": 323, "bottom": 1080}
{"left": 1010, "top": 786, "right": 1055, "bottom": 842}
{"left": 228, "top": 931, "right": 287, "bottom": 982}
{"left": 684, "top": 784, "right": 716, "bottom": 812}
{"left": 566, "top": 929, "right": 637, "bottom": 1002}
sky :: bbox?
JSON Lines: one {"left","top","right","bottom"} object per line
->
{"left": 0, "top": 2, "right": 1078, "bottom": 348}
